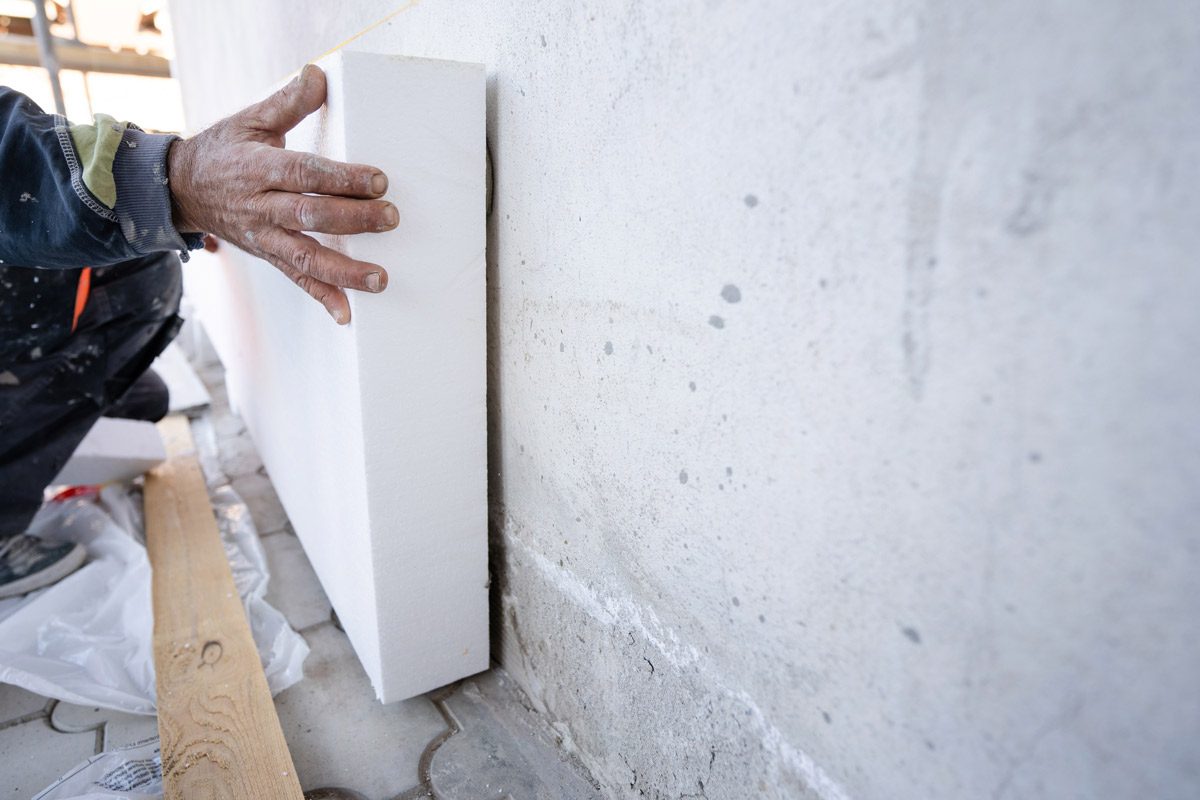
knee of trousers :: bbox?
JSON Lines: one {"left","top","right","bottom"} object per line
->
{"left": 90, "top": 253, "right": 183, "bottom": 329}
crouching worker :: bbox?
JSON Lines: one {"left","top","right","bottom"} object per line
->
{"left": 0, "top": 65, "right": 397, "bottom": 598}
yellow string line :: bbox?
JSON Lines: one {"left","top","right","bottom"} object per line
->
{"left": 292, "top": 0, "right": 422, "bottom": 77}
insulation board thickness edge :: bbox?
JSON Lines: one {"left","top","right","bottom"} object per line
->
{"left": 184, "top": 51, "right": 489, "bottom": 701}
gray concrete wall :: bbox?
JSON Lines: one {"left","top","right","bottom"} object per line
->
{"left": 168, "top": 2, "right": 1200, "bottom": 797}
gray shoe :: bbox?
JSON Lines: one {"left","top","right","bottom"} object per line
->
{"left": 0, "top": 534, "right": 87, "bottom": 599}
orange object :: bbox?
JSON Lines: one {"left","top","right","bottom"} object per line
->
{"left": 71, "top": 266, "right": 92, "bottom": 333}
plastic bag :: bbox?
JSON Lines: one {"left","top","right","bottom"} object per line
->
{"left": 32, "top": 737, "right": 163, "bottom": 800}
{"left": 0, "top": 482, "right": 308, "bottom": 715}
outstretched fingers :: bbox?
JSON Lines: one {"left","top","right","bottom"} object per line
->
{"left": 265, "top": 149, "right": 387, "bottom": 198}
{"left": 262, "top": 191, "right": 398, "bottom": 234}
{"left": 252, "top": 227, "right": 388, "bottom": 321}
{"left": 186, "top": 63, "right": 397, "bottom": 323}
{"left": 267, "top": 254, "right": 351, "bottom": 324}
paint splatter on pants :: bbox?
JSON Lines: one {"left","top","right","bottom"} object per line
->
{"left": 0, "top": 254, "right": 182, "bottom": 541}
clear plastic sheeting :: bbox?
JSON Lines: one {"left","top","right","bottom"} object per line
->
{"left": 0, "top": 481, "right": 308, "bottom": 715}
{"left": 33, "top": 738, "right": 163, "bottom": 800}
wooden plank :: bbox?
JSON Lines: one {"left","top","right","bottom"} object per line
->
{"left": 182, "top": 51, "right": 489, "bottom": 702}
{"left": 144, "top": 415, "right": 303, "bottom": 799}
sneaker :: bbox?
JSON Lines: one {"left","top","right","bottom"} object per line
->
{"left": 0, "top": 535, "right": 87, "bottom": 599}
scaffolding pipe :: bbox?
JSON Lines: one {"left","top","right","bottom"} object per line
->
{"left": 29, "top": 1, "right": 66, "bottom": 115}
{"left": 65, "top": 0, "right": 93, "bottom": 118}
{"left": 0, "top": 35, "right": 171, "bottom": 78}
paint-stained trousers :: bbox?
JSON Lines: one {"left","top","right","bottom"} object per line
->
{"left": 0, "top": 254, "right": 182, "bottom": 541}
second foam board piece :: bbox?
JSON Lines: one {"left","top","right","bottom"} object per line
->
{"left": 153, "top": 343, "right": 211, "bottom": 413}
{"left": 53, "top": 417, "right": 165, "bottom": 485}
{"left": 183, "top": 52, "right": 488, "bottom": 701}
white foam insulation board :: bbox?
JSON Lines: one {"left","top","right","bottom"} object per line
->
{"left": 153, "top": 343, "right": 211, "bottom": 413}
{"left": 181, "top": 51, "right": 489, "bottom": 701}
{"left": 53, "top": 417, "right": 166, "bottom": 486}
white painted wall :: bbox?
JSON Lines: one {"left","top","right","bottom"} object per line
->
{"left": 168, "top": 2, "right": 1200, "bottom": 798}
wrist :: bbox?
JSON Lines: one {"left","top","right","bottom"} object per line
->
{"left": 111, "top": 126, "right": 192, "bottom": 255}
{"left": 167, "top": 137, "right": 200, "bottom": 233}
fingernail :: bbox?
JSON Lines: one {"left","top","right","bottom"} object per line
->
{"left": 366, "top": 271, "right": 384, "bottom": 291}
{"left": 382, "top": 205, "right": 399, "bottom": 229}
{"left": 329, "top": 306, "right": 347, "bottom": 324}
{"left": 371, "top": 173, "right": 388, "bottom": 195}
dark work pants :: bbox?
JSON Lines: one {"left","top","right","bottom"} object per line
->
{"left": 0, "top": 254, "right": 182, "bottom": 541}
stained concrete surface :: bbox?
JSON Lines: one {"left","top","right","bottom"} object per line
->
{"left": 0, "top": 355, "right": 596, "bottom": 799}
{"left": 167, "top": 1, "right": 1200, "bottom": 797}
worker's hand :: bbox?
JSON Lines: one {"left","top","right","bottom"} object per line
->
{"left": 166, "top": 64, "right": 396, "bottom": 324}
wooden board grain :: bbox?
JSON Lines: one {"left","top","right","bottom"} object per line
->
{"left": 144, "top": 415, "right": 303, "bottom": 799}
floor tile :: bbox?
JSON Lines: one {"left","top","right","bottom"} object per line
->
{"left": 273, "top": 624, "right": 446, "bottom": 797}
{"left": 201, "top": 380, "right": 231, "bottom": 420}
{"left": 214, "top": 410, "right": 246, "bottom": 440}
{"left": 50, "top": 702, "right": 158, "bottom": 750}
{"left": 0, "top": 684, "right": 49, "bottom": 726}
{"left": 429, "top": 671, "right": 601, "bottom": 800}
{"left": 217, "top": 431, "right": 263, "bottom": 479}
{"left": 0, "top": 717, "right": 96, "bottom": 799}
{"left": 232, "top": 471, "right": 290, "bottom": 536}
{"left": 263, "top": 534, "right": 333, "bottom": 631}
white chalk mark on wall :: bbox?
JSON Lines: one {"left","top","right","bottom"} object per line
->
{"left": 508, "top": 534, "right": 853, "bottom": 800}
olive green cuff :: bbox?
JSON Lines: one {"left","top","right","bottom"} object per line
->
{"left": 67, "top": 113, "right": 127, "bottom": 210}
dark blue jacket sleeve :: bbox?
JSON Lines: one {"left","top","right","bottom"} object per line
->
{"left": 0, "top": 87, "right": 202, "bottom": 269}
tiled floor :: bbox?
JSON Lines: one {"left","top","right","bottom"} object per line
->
{"left": 0, "top": 357, "right": 598, "bottom": 799}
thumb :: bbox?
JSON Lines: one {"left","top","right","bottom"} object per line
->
{"left": 240, "top": 63, "right": 326, "bottom": 138}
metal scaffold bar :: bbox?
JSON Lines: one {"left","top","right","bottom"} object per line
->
{"left": 28, "top": 0, "right": 65, "bottom": 114}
